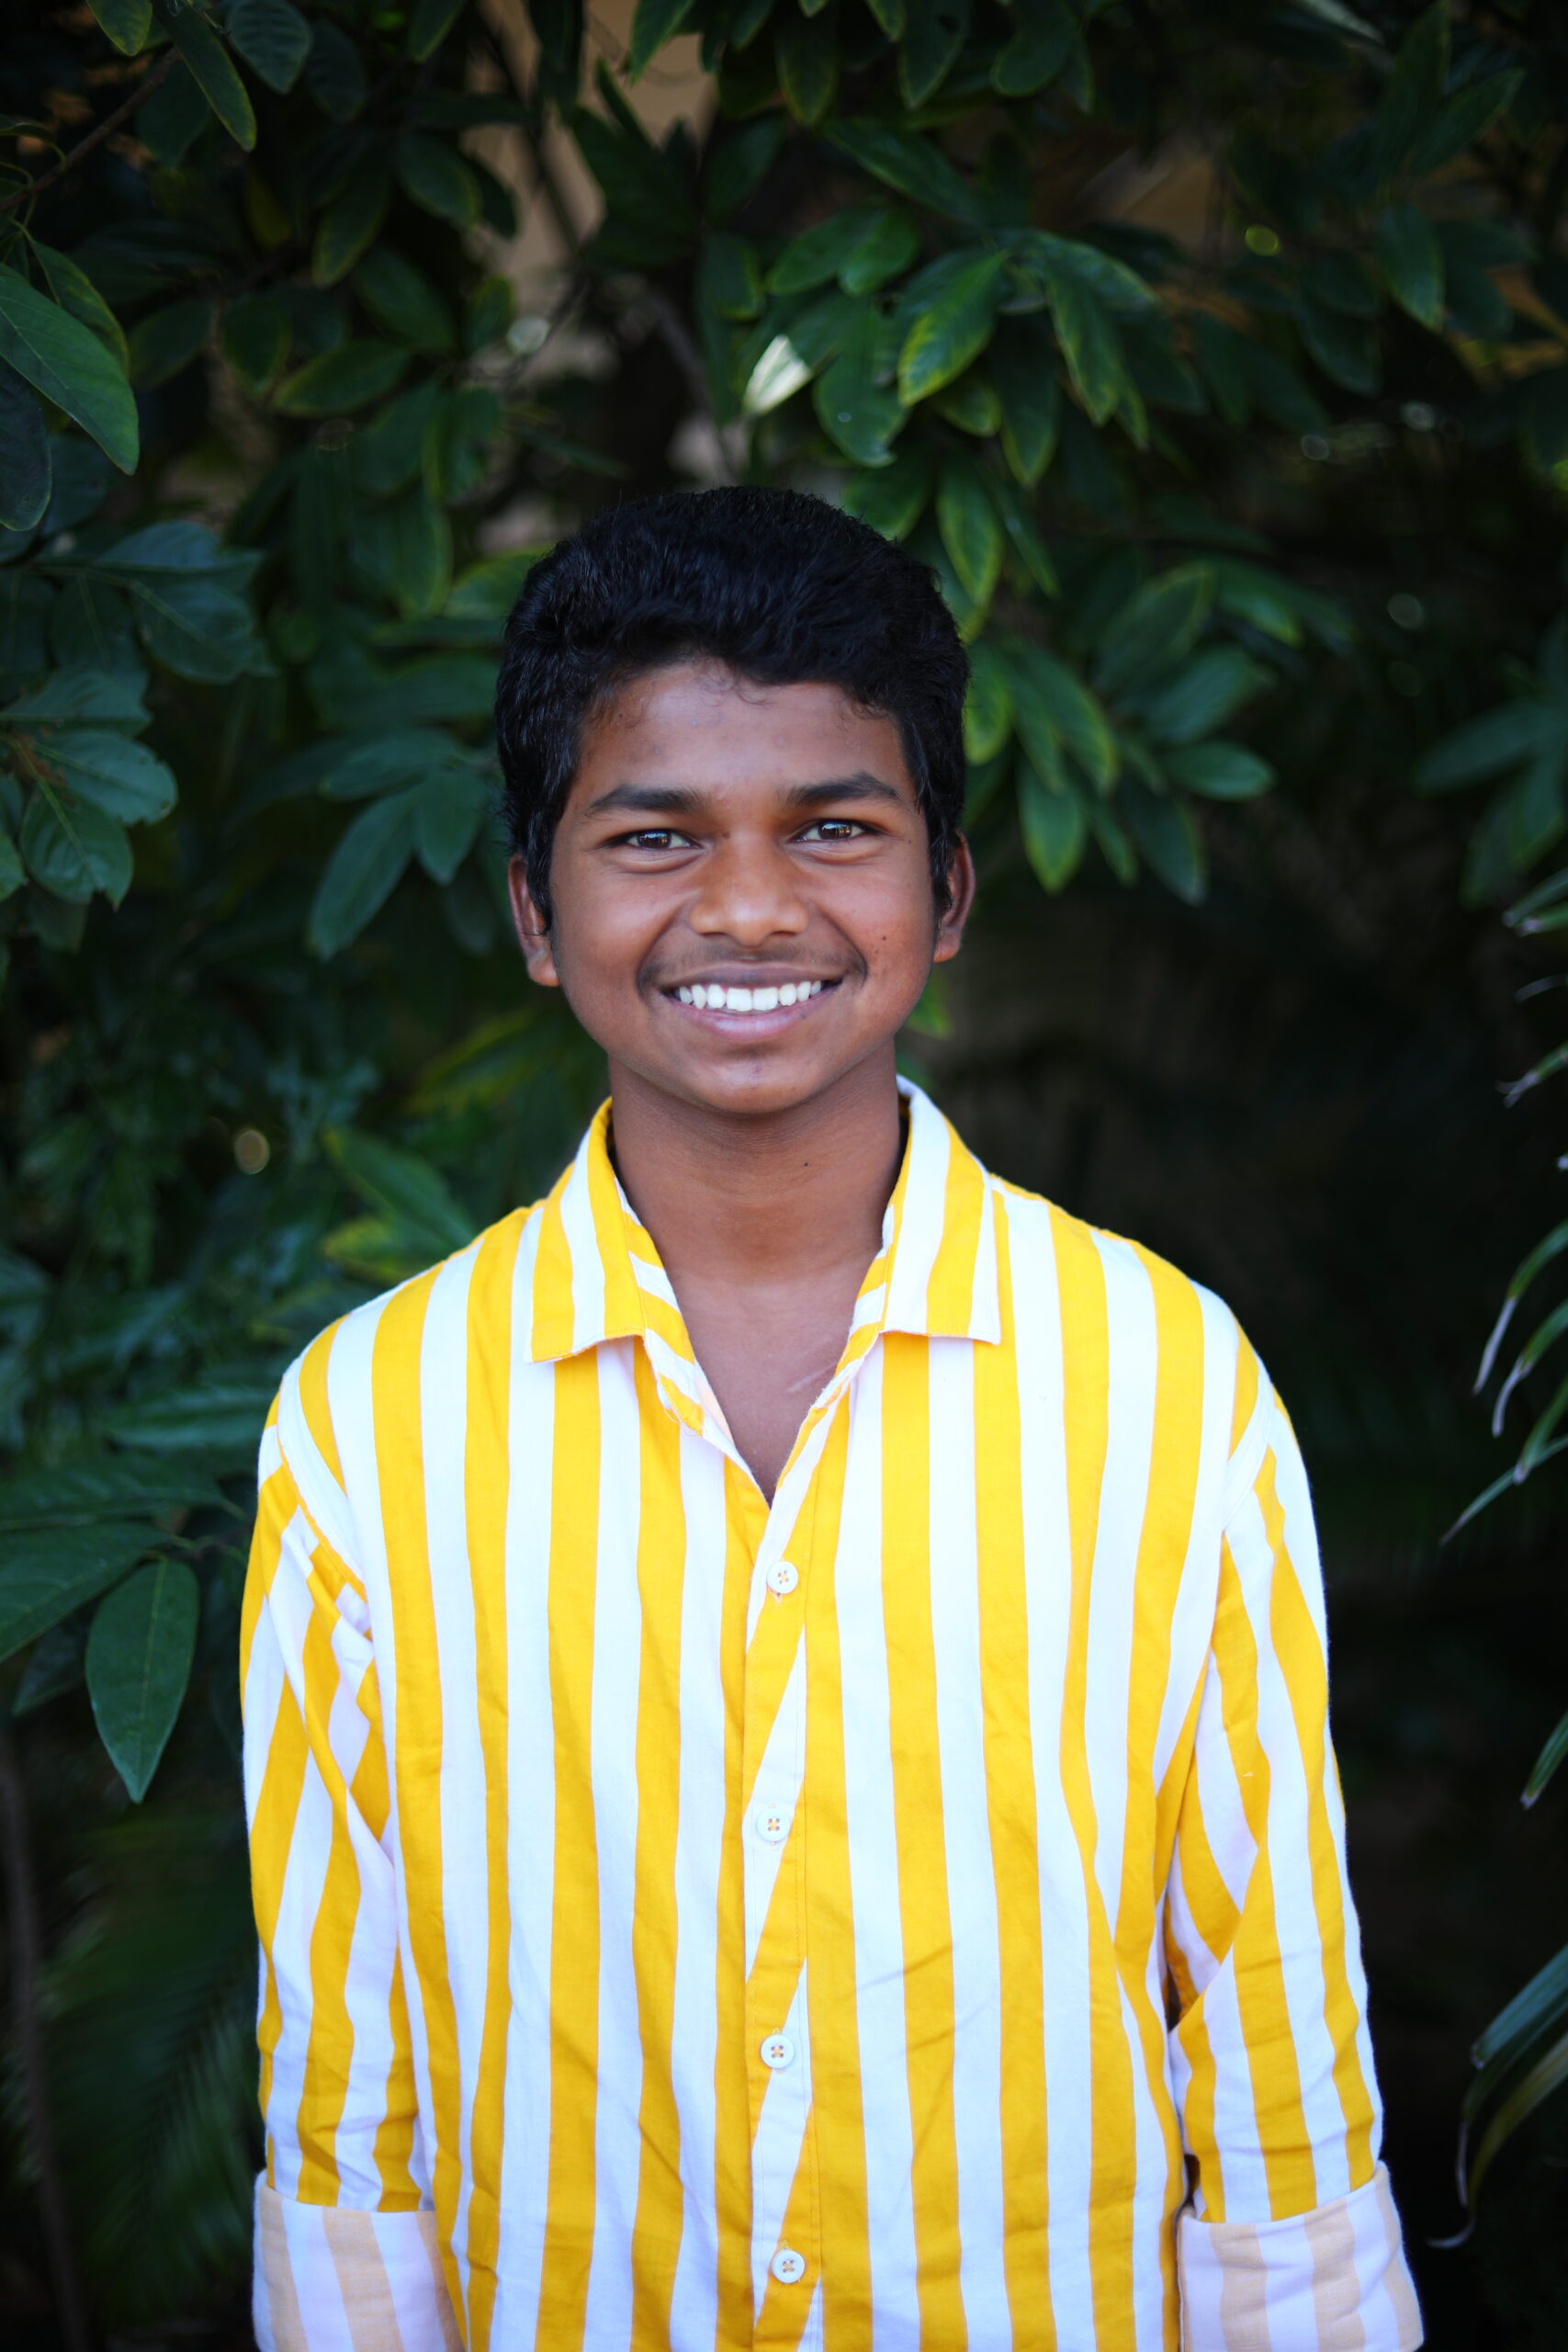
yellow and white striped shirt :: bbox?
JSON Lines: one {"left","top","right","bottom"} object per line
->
{"left": 243, "top": 1079, "right": 1420, "bottom": 2352}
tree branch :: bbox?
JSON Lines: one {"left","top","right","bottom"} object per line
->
{"left": 1, "top": 49, "right": 176, "bottom": 218}
{"left": 0, "top": 1711, "right": 92, "bottom": 2352}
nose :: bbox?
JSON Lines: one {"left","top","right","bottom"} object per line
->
{"left": 687, "top": 831, "right": 809, "bottom": 946}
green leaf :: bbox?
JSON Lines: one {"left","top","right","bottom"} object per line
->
{"left": 1163, "top": 741, "right": 1274, "bottom": 799}
{"left": 162, "top": 0, "right": 257, "bottom": 149}
{"left": 1004, "top": 639, "right": 1119, "bottom": 791}
{"left": 698, "top": 233, "right": 764, "bottom": 322}
{"left": 988, "top": 318, "right": 1059, "bottom": 486}
{"left": 415, "top": 770, "right": 491, "bottom": 882}
{"left": 221, "top": 291, "right": 289, "bottom": 390}
{"left": 1409, "top": 70, "right": 1522, "bottom": 178}
{"left": 0, "top": 266, "right": 138, "bottom": 473}
{"left": 128, "top": 297, "right": 212, "bottom": 389}
{"left": 1414, "top": 700, "right": 1562, "bottom": 791}
{"left": 1375, "top": 203, "right": 1444, "bottom": 329}
{"left": 1138, "top": 646, "right": 1269, "bottom": 744}
{"left": 1034, "top": 255, "right": 1124, "bottom": 424}
{"left": 824, "top": 119, "right": 987, "bottom": 228}
{"left": 3, "top": 666, "right": 146, "bottom": 724}
{"left": 409, "top": 0, "right": 469, "bottom": 61}
{"left": 769, "top": 207, "right": 887, "bottom": 296}
{"left": 354, "top": 249, "right": 456, "bottom": 355}
{"left": 841, "top": 211, "right": 920, "bottom": 298}
{"left": 396, "top": 133, "right": 483, "bottom": 229}
{"left": 991, "top": 0, "right": 1076, "bottom": 96}
{"left": 864, "top": 0, "right": 905, "bottom": 30}
{"left": 464, "top": 274, "right": 514, "bottom": 353}
{"left": 276, "top": 340, "right": 410, "bottom": 417}
{"left": 325, "top": 1126, "right": 474, "bottom": 1254}
{"left": 1122, "top": 774, "right": 1206, "bottom": 901}
{"left": 138, "top": 55, "right": 210, "bottom": 164}
{"left": 1018, "top": 762, "right": 1086, "bottom": 891}
{"left": 0, "top": 1521, "right": 159, "bottom": 1666}
{"left": 228, "top": 0, "right": 311, "bottom": 92}
{"left": 898, "top": 0, "right": 969, "bottom": 109}
{"left": 14, "top": 1624, "right": 86, "bottom": 1716}
{"left": 312, "top": 164, "right": 392, "bottom": 288}
{"left": 897, "top": 249, "right": 1008, "bottom": 403}
{"left": 842, "top": 445, "right": 931, "bottom": 539}
{"left": 1473, "top": 1943, "right": 1568, "bottom": 2074}
{"left": 352, "top": 491, "right": 454, "bottom": 619}
{"left": 1371, "top": 0, "right": 1448, "bottom": 182}
{"left": 936, "top": 459, "right": 1004, "bottom": 608}
{"left": 305, "top": 19, "right": 367, "bottom": 119}
{"left": 309, "top": 789, "right": 420, "bottom": 956}
{"left": 87, "top": 0, "right": 152, "bottom": 53}
{"left": 0, "top": 1455, "right": 222, "bottom": 1532}
{"left": 33, "top": 243, "right": 130, "bottom": 373}
{"left": 1094, "top": 564, "right": 1216, "bottom": 697}
{"left": 1297, "top": 298, "right": 1381, "bottom": 395}
{"left": 19, "top": 786, "right": 133, "bottom": 903}
{"left": 776, "top": 10, "right": 840, "bottom": 127}
{"left": 0, "top": 825, "right": 24, "bottom": 901}
{"left": 35, "top": 729, "right": 175, "bottom": 824}
{"left": 813, "top": 311, "right": 904, "bottom": 465}
{"left": 1525, "top": 1708, "right": 1568, "bottom": 1806}
{"left": 1521, "top": 368, "right": 1568, "bottom": 474}
{"left": 1465, "top": 2022, "right": 1568, "bottom": 2213}
{"left": 927, "top": 366, "right": 999, "bottom": 436}
{"left": 0, "top": 362, "right": 50, "bottom": 533}
{"left": 627, "top": 0, "right": 695, "bottom": 77}
{"left": 86, "top": 1557, "right": 199, "bottom": 1802}
{"left": 107, "top": 1376, "right": 275, "bottom": 1453}
{"left": 986, "top": 471, "right": 1056, "bottom": 595}
{"left": 446, "top": 548, "right": 542, "bottom": 619}
{"left": 963, "top": 638, "right": 1011, "bottom": 763}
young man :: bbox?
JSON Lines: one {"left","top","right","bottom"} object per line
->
{"left": 243, "top": 488, "right": 1421, "bottom": 2352}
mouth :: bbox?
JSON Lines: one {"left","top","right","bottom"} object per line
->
{"left": 660, "top": 976, "right": 840, "bottom": 1031}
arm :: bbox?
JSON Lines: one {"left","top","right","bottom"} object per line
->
{"left": 1165, "top": 1366, "right": 1422, "bottom": 2351}
{"left": 242, "top": 1390, "right": 460, "bottom": 2352}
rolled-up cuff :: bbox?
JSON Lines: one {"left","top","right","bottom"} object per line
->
{"left": 1178, "top": 2163, "right": 1422, "bottom": 2351}
{"left": 254, "top": 2177, "right": 462, "bottom": 2352}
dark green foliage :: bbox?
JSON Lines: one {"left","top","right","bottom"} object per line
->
{"left": 3, "top": 0, "right": 1568, "bottom": 2338}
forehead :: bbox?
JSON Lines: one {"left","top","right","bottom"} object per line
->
{"left": 569, "top": 661, "right": 917, "bottom": 804}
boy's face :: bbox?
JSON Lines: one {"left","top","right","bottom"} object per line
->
{"left": 508, "top": 660, "right": 973, "bottom": 1121}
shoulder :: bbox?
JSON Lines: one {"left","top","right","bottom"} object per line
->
{"left": 988, "top": 1174, "right": 1263, "bottom": 1450}
{"left": 266, "top": 1198, "right": 543, "bottom": 1516}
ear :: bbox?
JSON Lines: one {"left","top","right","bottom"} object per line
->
{"left": 507, "top": 854, "right": 560, "bottom": 988}
{"left": 931, "top": 834, "right": 976, "bottom": 966}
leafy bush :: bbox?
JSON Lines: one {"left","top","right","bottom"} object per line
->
{"left": 2, "top": 0, "right": 1566, "bottom": 2332}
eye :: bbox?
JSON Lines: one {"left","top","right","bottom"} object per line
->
{"left": 618, "top": 827, "right": 692, "bottom": 851}
{"left": 799, "top": 817, "right": 870, "bottom": 842}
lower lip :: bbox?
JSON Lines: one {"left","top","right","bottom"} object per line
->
{"left": 663, "top": 985, "right": 837, "bottom": 1039}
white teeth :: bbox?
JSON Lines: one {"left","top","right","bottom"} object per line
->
{"left": 678, "top": 978, "right": 828, "bottom": 1012}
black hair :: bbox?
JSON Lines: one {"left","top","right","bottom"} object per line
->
{"left": 493, "top": 485, "right": 969, "bottom": 923}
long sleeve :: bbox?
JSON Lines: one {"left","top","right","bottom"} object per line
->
{"left": 1164, "top": 1371, "right": 1422, "bottom": 2351}
{"left": 241, "top": 1391, "right": 461, "bottom": 2352}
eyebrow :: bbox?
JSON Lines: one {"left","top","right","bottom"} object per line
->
{"left": 583, "top": 773, "right": 908, "bottom": 819}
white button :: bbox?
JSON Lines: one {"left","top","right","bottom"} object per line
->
{"left": 766, "top": 1559, "right": 799, "bottom": 1597}
{"left": 771, "top": 2245, "right": 807, "bottom": 2285}
{"left": 760, "top": 2030, "right": 795, "bottom": 2070}
{"left": 754, "top": 1804, "right": 790, "bottom": 1846}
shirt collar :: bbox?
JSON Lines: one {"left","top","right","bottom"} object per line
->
{"left": 524, "top": 1075, "right": 1001, "bottom": 1370}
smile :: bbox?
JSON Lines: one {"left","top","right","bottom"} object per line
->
{"left": 671, "top": 979, "right": 830, "bottom": 1013}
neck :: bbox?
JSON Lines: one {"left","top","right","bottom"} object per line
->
{"left": 604, "top": 1048, "right": 905, "bottom": 1294}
